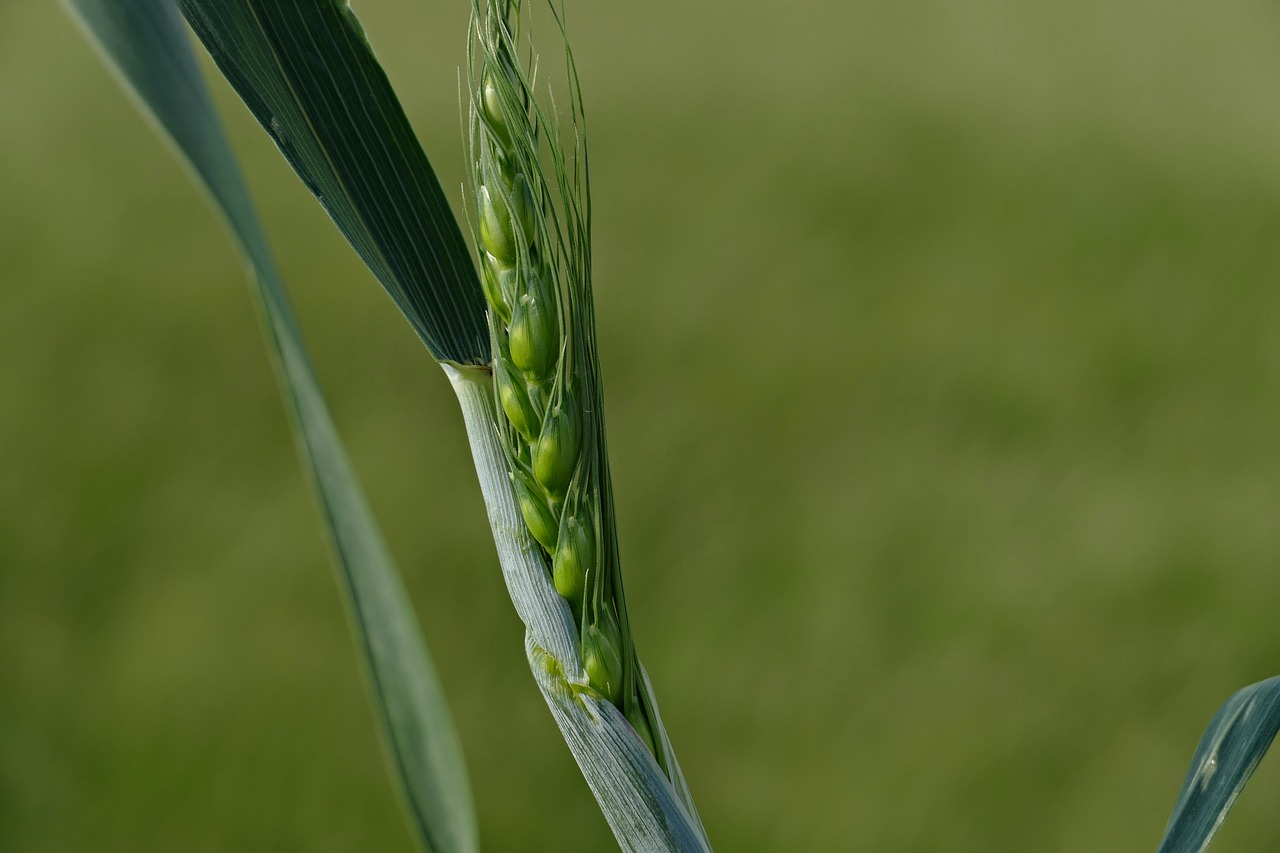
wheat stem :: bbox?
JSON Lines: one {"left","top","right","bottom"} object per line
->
{"left": 463, "top": 1, "right": 710, "bottom": 845}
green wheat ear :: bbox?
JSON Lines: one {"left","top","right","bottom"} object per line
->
{"left": 455, "top": 4, "right": 710, "bottom": 845}
{"left": 467, "top": 0, "right": 657, "bottom": 758}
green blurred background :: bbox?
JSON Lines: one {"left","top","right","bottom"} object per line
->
{"left": 5, "top": 0, "right": 1280, "bottom": 849}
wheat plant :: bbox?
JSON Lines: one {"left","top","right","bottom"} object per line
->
{"left": 466, "top": 0, "right": 692, "bottom": 782}
{"left": 55, "top": 0, "right": 1280, "bottom": 851}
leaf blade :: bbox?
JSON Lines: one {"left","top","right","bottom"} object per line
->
{"left": 178, "top": 0, "right": 489, "bottom": 366}
{"left": 63, "top": 3, "right": 478, "bottom": 851}
{"left": 1156, "top": 675, "right": 1280, "bottom": 853}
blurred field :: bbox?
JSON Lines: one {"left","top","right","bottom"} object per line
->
{"left": 6, "top": 0, "right": 1280, "bottom": 850}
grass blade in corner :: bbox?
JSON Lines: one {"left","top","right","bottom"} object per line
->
{"left": 62, "top": 2, "right": 478, "bottom": 851}
{"left": 1156, "top": 675, "right": 1280, "bottom": 853}
{"left": 178, "top": 0, "right": 490, "bottom": 366}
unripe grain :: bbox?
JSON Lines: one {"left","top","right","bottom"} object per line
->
{"left": 584, "top": 621, "right": 624, "bottom": 705}
{"left": 510, "top": 174, "right": 537, "bottom": 251}
{"left": 552, "top": 512, "right": 594, "bottom": 605}
{"left": 495, "top": 357, "right": 538, "bottom": 441}
{"left": 508, "top": 279, "right": 558, "bottom": 380}
{"left": 480, "top": 252, "right": 515, "bottom": 322}
{"left": 477, "top": 183, "right": 516, "bottom": 265}
{"left": 478, "top": 175, "right": 536, "bottom": 266}
{"left": 512, "top": 472, "right": 558, "bottom": 552}
{"left": 481, "top": 69, "right": 509, "bottom": 142}
{"left": 533, "top": 403, "right": 581, "bottom": 497}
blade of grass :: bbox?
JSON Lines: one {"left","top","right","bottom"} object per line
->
{"left": 62, "top": 3, "right": 478, "bottom": 851}
{"left": 178, "top": 0, "right": 489, "bottom": 366}
{"left": 1156, "top": 675, "right": 1280, "bottom": 853}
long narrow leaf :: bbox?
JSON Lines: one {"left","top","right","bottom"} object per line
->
{"left": 178, "top": 0, "right": 489, "bottom": 366}
{"left": 63, "top": 3, "right": 477, "bottom": 851}
{"left": 1156, "top": 675, "right": 1280, "bottom": 852}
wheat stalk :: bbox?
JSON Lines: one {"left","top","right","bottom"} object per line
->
{"left": 455, "top": 1, "right": 710, "bottom": 846}
{"left": 468, "top": 0, "right": 641, "bottom": 722}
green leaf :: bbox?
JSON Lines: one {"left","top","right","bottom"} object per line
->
{"left": 178, "top": 0, "right": 489, "bottom": 366}
{"left": 1157, "top": 675, "right": 1280, "bottom": 853}
{"left": 63, "top": 3, "right": 478, "bottom": 851}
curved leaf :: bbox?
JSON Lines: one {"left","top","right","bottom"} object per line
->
{"left": 63, "top": 2, "right": 478, "bottom": 851}
{"left": 1157, "top": 675, "right": 1280, "bottom": 853}
{"left": 178, "top": 0, "right": 489, "bottom": 366}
